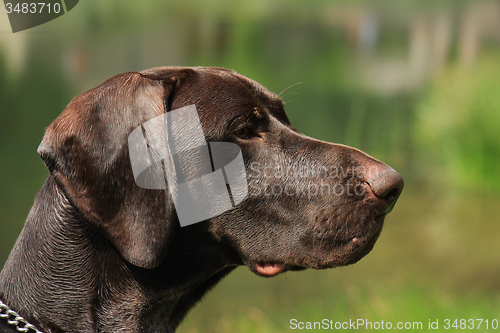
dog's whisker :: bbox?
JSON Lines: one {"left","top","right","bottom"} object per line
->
{"left": 278, "top": 81, "right": 306, "bottom": 98}
{"left": 281, "top": 92, "right": 301, "bottom": 101}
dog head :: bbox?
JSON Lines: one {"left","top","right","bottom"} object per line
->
{"left": 37, "top": 67, "right": 403, "bottom": 275}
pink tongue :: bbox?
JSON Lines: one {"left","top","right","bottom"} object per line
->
{"left": 255, "top": 262, "right": 286, "bottom": 276}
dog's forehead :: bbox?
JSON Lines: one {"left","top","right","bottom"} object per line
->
{"left": 194, "top": 68, "right": 290, "bottom": 124}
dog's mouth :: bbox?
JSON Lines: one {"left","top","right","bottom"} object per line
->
{"left": 247, "top": 214, "right": 385, "bottom": 277}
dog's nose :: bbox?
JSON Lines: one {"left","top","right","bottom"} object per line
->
{"left": 366, "top": 168, "right": 404, "bottom": 213}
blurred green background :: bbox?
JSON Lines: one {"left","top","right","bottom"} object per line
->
{"left": 1, "top": 0, "right": 499, "bottom": 331}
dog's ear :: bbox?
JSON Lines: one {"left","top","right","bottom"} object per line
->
{"left": 37, "top": 69, "right": 195, "bottom": 268}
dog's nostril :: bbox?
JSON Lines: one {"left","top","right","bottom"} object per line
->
{"left": 383, "top": 188, "right": 400, "bottom": 203}
{"left": 366, "top": 169, "right": 404, "bottom": 209}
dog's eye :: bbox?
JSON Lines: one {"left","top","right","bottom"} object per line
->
{"left": 235, "top": 127, "right": 251, "bottom": 139}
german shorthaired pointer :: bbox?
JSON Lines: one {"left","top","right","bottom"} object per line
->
{"left": 0, "top": 67, "right": 403, "bottom": 332}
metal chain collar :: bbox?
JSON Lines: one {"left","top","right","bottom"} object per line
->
{"left": 0, "top": 300, "right": 43, "bottom": 333}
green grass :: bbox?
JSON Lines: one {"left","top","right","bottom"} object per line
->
{"left": 178, "top": 271, "right": 500, "bottom": 332}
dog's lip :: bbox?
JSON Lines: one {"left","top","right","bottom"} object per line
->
{"left": 254, "top": 262, "right": 288, "bottom": 276}
{"left": 342, "top": 217, "right": 385, "bottom": 266}
{"left": 312, "top": 215, "right": 386, "bottom": 269}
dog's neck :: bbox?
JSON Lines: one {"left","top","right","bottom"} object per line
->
{"left": 0, "top": 177, "right": 237, "bottom": 332}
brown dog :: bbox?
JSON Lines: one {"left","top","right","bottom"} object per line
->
{"left": 0, "top": 67, "right": 403, "bottom": 332}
